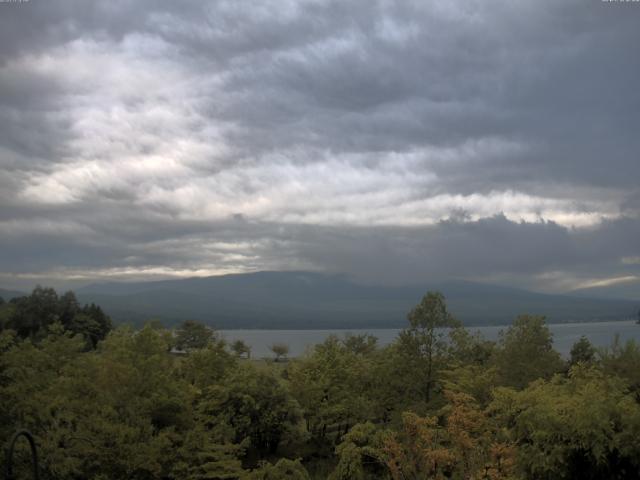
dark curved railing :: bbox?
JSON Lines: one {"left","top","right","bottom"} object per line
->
{"left": 4, "top": 430, "right": 39, "bottom": 480}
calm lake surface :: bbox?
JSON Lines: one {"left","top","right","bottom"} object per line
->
{"left": 220, "top": 320, "right": 640, "bottom": 359}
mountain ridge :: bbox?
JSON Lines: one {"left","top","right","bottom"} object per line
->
{"left": 3, "top": 272, "right": 638, "bottom": 329}
{"left": 74, "top": 271, "right": 638, "bottom": 328}
{"left": 0, "top": 288, "right": 25, "bottom": 301}
{"left": 570, "top": 279, "right": 640, "bottom": 302}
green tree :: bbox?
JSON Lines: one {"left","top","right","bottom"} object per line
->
{"left": 329, "top": 422, "right": 386, "bottom": 480}
{"left": 600, "top": 336, "right": 640, "bottom": 395}
{"left": 244, "top": 458, "right": 310, "bottom": 480}
{"left": 395, "top": 292, "right": 459, "bottom": 403}
{"left": 80, "top": 302, "right": 112, "bottom": 346}
{"left": 441, "top": 327, "right": 499, "bottom": 405}
{"left": 197, "top": 364, "right": 301, "bottom": 455}
{"left": 145, "top": 318, "right": 167, "bottom": 330}
{"left": 231, "top": 339, "right": 251, "bottom": 359}
{"left": 58, "top": 290, "right": 81, "bottom": 328}
{"left": 342, "top": 333, "right": 377, "bottom": 356}
{"left": 7, "top": 286, "right": 59, "bottom": 339}
{"left": 491, "top": 366, "right": 640, "bottom": 479}
{"left": 570, "top": 335, "right": 597, "bottom": 366}
{"left": 494, "top": 314, "right": 563, "bottom": 389}
{"left": 179, "top": 339, "right": 237, "bottom": 389}
{"left": 35, "top": 326, "right": 193, "bottom": 479}
{"left": 171, "top": 426, "right": 245, "bottom": 480}
{"left": 447, "top": 326, "right": 495, "bottom": 367}
{"left": 0, "top": 288, "right": 111, "bottom": 348}
{"left": 289, "top": 336, "right": 378, "bottom": 440}
{"left": 0, "top": 323, "right": 85, "bottom": 451}
{"left": 270, "top": 343, "right": 289, "bottom": 362}
{"left": 67, "top": 313, "right": 103, "bottom": 349}
{"left": 0, "top": 300, "right": 16, "bottom": 330}
{"left": 176, "top": 320, "right": 214, "bottom": 351}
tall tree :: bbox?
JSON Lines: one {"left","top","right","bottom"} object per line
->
{"left": 58, "top": 291, "right": 81, "bottom": 329}
{"left": 80, "top": 303, "right": 112, "bottom": 345}
{"left": 8, "top": 286, "right": 59, "bottom": 338}
{"left": 570, "top": 335, "right": 597, "bottom": 366}
{"left": 396, "top": 292, "right": 459, "bottom": 403}
{"left": 289, "top": 336, "right": 379, "bottom": 440}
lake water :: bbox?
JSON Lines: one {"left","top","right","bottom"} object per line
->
{"left": 220, "top": 320, "right": 640, "bottom": 359}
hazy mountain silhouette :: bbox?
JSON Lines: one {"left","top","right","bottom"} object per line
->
{"left": 68, "top": 271, "right": 639, "bottom": 328}
{"left": 0, "top": 288, "right": 24, "bottom": 301}
{"left": 570, "top": 279, "right": 640, "bottom": 302}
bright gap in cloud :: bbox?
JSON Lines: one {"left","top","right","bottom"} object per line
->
{"left": 573, "top": 275, "right": 639, "bottom": 290}
{"left": 0, "top": 266, "right": 250, "bottom": 283}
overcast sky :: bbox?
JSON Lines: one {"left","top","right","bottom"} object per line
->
{"left": 0, "top": 0, "right": 639, "bottom": 294}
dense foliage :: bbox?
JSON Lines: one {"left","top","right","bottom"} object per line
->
{"left": 0, "top": 287, "right": 111, "bottom": 349}
{"left": 1, "top": 288, "right": 640, "bottom": 479}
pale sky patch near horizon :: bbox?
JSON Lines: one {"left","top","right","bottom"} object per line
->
{"left": 0, "top": 0, "right": 639, "bottom": 297}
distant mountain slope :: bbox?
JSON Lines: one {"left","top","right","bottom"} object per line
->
{"left": 74, "top": 271, "right": 640, "bottom": 329}
{"left": 0, "top": 288, "right": 25, "bottom": 301}
{"left": 570, "top": 279, "right": 640, "bottom": 302}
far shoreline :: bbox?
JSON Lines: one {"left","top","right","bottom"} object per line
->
{"left": 218, "top": 320, "right": 640, "bottom": 359}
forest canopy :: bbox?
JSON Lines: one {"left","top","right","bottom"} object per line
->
{"left": 1, "top": 287, "right": 640, "bottom": 479}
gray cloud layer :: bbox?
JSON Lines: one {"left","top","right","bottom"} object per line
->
{"left": 0, "top": 0, "right": 639, "bottom": 294}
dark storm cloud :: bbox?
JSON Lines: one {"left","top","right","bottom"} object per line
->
{"left": 288, "top": 215, "right": 640, "bottom": 286}
{"left": 0, "top": 0, "right": 638, "bottom": 293}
